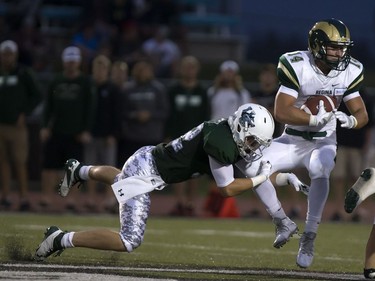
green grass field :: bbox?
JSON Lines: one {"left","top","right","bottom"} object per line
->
{"left": 0, "top": 212, "right": 370, "bottom": 280}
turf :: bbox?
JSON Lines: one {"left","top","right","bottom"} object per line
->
{"left": 0, "top": 213, "right": 370, "bottom": 280}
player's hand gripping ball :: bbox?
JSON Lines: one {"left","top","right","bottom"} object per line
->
{"left": 300, "top": 95, "right": 338, "bottom": 115}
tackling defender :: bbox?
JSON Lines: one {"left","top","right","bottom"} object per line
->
{"left": 34, "top": 103, "right": 308, "bottom": 260}
{"left": 237, "top": 18, "right": 369, "bottom": 268}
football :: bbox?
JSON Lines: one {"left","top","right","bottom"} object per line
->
{"left": 300, "top": 95, "right": 338, "bottom": 115}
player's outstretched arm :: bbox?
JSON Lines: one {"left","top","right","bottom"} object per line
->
{"left": 218, "top": 160, "right": 272, "bottom": 197}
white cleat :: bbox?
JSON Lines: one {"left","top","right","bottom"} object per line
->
{"left": 273, "top": 217, "right": 298, "bottom": 248}
{"left": 344, "top": 168, "right": 375, "bottom": 213}
{"left": 296, "top": 232, "right": 316, "bottom": 268}
{"left": 59, "top": 159, "right": 83, "bottom": 197}
{"left": 34, "top": 226, "right": 65, "bottom": 261}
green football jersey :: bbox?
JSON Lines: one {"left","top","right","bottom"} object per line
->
{"left": 152, "top": 119, "right": 241, "bottom": 184}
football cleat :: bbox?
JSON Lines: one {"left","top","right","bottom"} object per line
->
{"left": 34, "top": 226, "right": 65, "bottom": 261}
{"left": 364, "top": 268, "right": 375, "bottom": 279}
{"left": 296, "top": 232, "right": 317, "bottom": 268}
{"left": 273, "top": 217, "right": 298, "bottom": 248}
{"left": 344, "top": 168, "right": 375, "bottom": 213}
{"left": 59, "top": 159, "right": 83, "bottom": 197}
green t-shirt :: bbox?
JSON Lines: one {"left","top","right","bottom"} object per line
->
{"left": 43, "top": 73, "right": 95, "bottom": 135}
{"left": 152, "top": 119, "right": 240, "bottom": 184}
{"left": 0, "top": 65, "right": 42, "bottom": 124}
{"left": 165, "top": 81, "right": 209, "bottom": 138}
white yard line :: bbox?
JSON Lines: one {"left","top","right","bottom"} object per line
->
{"left": 0, "top": 263, "right": 364, "bottom": 280}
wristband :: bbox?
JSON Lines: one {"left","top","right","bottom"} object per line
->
{"left": 275, "top": 173, "right": 289, "bottom": 186}
{"left": 350, "top": 115, "right": 358, "bottom": 128}
{"left": 251, "top": 174, "right": 267, "bottom": 187}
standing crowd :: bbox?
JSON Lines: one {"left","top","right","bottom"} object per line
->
{"left": 0, "top": 37, "right": 263, "bottom": 215}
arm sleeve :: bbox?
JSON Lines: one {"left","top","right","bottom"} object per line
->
{"left": 208, "top": 155, "right": 234, "bottom": 187}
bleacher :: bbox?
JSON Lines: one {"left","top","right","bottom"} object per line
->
{"left": 176, "top": 0, "right": 245, "bottom": 62}
{"left": 39, "top": 4, "right": 82, "bottom": 35}
{"left": 177, "top": 0, "right": 239, "bottom": 37}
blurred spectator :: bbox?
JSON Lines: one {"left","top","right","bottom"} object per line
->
{"left": 117, "top": 60, "right": 169, "bottom": 167}
{"left": 110, "top": 60, "right": 128, "bottom": 90}
{"left": 107, "top": 0, "right": 138, "bottom": 30}
{"left": 251, "top": 63, "right": 283, "bottom": 137}
{"left": 84, "top": 54, "right": 120, "bottom": 213}
{"left": 142, "top": 25, "right": 181, "bottom": 78}
{"left": 39, "top": 46, "right": 95, "bottom": 211}
{"left": 72, "top": 20, "right": 106, "bottom": 72}
{"left": 0, "top": 40, "right": 42, "bottom": 211}
{"left": 73, "top": 21, "right": 99, "bottom": 57}
{"left": 330, "top": 89, "right": 375, "bottom": 221}
{"left": 14, "top": 19, "right": 45, "bottom": 68}
{"left": 112, "top": 22, "right": 144, "bottom": 68}
{"left": 165, "top": 55, "right": 209, "bottom": 216}
{"left": 207, "top": 60, "right": 252, "bottom": 120}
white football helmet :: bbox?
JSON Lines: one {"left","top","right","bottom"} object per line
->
{"left": 228, "top": 103, "right": 274, "bottom": 162}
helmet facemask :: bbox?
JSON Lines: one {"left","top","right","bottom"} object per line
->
{"left": 316, "top": 41, "right": 352, "bottom": 71}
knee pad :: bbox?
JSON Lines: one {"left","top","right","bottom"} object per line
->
{"left": 309, "top": 159, "right": 334, "bottom": 179}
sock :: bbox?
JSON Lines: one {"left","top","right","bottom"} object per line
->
{"left": 305, "top": 178, "right": 329, "bottom": 233}
{"left": 61, "top": 232, "right": 75, "bottom": 248}
{"left": 253, "top": 180, "right": 285, "bottom": 218}
{"left": 79, "top": 165, "right": 92, "bottom": 180}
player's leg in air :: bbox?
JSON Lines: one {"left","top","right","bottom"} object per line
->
{"left": 344, "top": 168, "right": 375, "bottom": 214}
{"left": 34, "top": 146, "right": 159, "bottom": 261}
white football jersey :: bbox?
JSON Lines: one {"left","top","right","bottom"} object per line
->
{"left": 277, "top": 50, "right": 364, "bottom": 134}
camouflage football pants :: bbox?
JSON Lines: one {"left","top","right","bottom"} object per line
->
{"left": 116, "top": 146, "right": 164, "bottom": 252}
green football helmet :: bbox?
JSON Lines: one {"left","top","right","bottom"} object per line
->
{"left": 308, "top": 18, "right": 353, "bottom": 71}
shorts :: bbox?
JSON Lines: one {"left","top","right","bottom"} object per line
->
{"left": 0, "top": 124, "right": 28, "bottom": 164}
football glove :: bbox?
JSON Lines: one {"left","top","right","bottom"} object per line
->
{"left": 309, "top": 100, "right": 334, "bottom": 127}
{"left": 335, "top": 111, "right": 358, "bottom": 129}
{"left": 287, "top": 173, "right": 310, "bottom": 196}
{"left": 258, "top": 160, "right": 272, "bottom": 179}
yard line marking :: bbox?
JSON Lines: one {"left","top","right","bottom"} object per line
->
{"left": 188, "top": 229, "right": 276, "bottom": 238}
{"left": 0, "top": 263, "right": 363, "bottom": 280}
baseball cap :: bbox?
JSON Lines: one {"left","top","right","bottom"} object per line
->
{"left": 62, "top": 46, "right": 81, "bottom": 62}
{"left": 220, "top": 60, "right": 239, "bottom": 73}
{"left": 0, "top": 40, "right": 18, "bottom": 53}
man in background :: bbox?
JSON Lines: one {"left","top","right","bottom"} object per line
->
{"left": 0, "top": 40, "right": 42, "bottom": 211}
{"left": 39, "top": 46, "right": 95, "bottom": 212}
